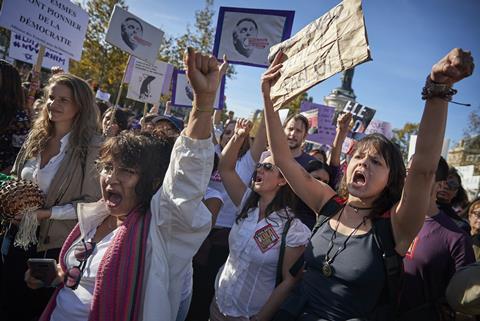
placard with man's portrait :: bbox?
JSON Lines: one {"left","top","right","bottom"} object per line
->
{"left": 213, "top": 7, "right": 294, "bottom": 68}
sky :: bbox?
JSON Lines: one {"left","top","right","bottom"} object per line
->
{"left": 125, "top": 0, "right": 480, "bottom": 146}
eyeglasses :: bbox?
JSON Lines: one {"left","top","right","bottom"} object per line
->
{"left": 255, "top": 162, "right": 277, "bottom": 171}
{"left": 64, "top": 239, "right": 96, "bottom": 290}
{"left": 96, "top": 162, "right": 138, "bottom": 181}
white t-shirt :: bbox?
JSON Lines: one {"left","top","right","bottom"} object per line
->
{"left": 208, "top": 145, "right": 256, "bottom": 228}
{"left": 214, "top": 190, "right": 311, "bottom": 317}
{"left": 51, "top": 228, "right": 118, "bottom": 321}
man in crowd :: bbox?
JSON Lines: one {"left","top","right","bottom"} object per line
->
{"left": 283, "top": 113, "right": 317, "bottom": 168}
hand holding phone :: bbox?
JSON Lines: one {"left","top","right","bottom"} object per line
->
{"left": 26, "top": 258, "right": 58, "bottom": 288}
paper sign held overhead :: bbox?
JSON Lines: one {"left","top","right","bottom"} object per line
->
{"left": 212, "top": 7, "right": 294, "bottom": 68}
{"left": 105, "top": 6, "right": 164, "bottom": 65}
{"left": 300, "top": 101, "right": 337, "bottom": 146}
{"left": 126, "top": 59, "right": 174, "bottom": 105}
{"left": 0, "top": 0, "right": 89, "bottom": 61}
{"left": 268, "top": 0, "right": 371, "bottom": 110}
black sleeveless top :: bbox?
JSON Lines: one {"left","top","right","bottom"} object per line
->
{"left": 301, "top": 217, "right": 386, "bottom": 320}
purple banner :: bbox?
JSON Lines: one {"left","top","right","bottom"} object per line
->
{"left": 300, "top": 101, "right": 336, "bottom": 146}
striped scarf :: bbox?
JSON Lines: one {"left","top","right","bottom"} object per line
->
{"left": 40, "top": 206, "right": 151, "bottom": 321}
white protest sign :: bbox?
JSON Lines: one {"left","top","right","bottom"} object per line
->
{"left": 126, "top": 59, "right": 173, "bottom": 105}
{"left": 8, "top": 32, "right": 69, "bottom": 71}
{"left": 95, "top": 90, "right": 111, "bottom": 102}
{"left": 105, "top": 6, "right": 164, "bottom": 65}
{"left": 365, "top": 119, "right": 393, "bottom": 140}
{"left": 0, "top": 0, "right": 89, "bottom": 61}
{"left": 268, "top": 0, "right": 371, "bottom": 110}
{"left": 408, "top": 135, "right": 450, "bottom": 161}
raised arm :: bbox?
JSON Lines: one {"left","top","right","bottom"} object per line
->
{"left": 392, "top": 48, "right": 474, "bottom": 255}
{"left": 184, "top": 47, "right": 228, "bottom": 139}
{"left": 329, "top": 112, "right": 352, "bottom": 167}
{"left": 263, "top": 52, "right": 335, "bottom": 214}
{"left": 249, "top": 114, "right": 267, "bottom": 162}
{"left": 218, "top": 118, "right": 252, "bottom": 206}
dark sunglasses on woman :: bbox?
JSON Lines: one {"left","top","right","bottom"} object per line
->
{"left": 255, "top": 162, "right": 277, "bottom": 171}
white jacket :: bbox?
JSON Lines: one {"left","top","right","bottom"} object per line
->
{"left": 76, "top": 134, "right": 214, "bottom": 321}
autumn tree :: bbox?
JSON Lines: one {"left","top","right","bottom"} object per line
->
{"left": 392, "top": 122, "right": 419, "bottom": 163}
{"left": 463, "top": 105, "right": 480, "bottom": 138}
{"left": 285, "top": 92, "right": 314, "bottom": 116}
{"left": 70, "top": 0, "right": 129, "bottom": 94}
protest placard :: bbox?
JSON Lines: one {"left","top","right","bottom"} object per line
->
{"left": 126, "top": 59, "right": 174, "bottom": 104}
{"left": 364, "top": 119, "right": 393, "bottom": 139}
{"left": 268, "top": 0, "right": 371, "bottom": 110}
{"left": 171, "top": 70, "right": 226, "bottom": 110}
{"left": 105, "top": 6, "right": 164, "bottom": 65}
{"left": 0, "top": 0, "right": 89, "bottom": 61}
{"left": 336, "top": 100, "right": 376, "bottom": 134}
{"left": 212, "top": 7, "right": 294, "bottom": 68}
{"left": 8, "top": 32, "right": 69, "bottom": 71}
{"left": 300, "top": 101, "right": 336, "bottom": 146}
{"left": 96, "top": 90, "right": 111, "bottom": 102}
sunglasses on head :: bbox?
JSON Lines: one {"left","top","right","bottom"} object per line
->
{"left": 255, "top": 162, "right": 276, "bottom": 171}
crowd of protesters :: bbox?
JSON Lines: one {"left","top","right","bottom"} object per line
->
{"left": 0, "top": 46, "right": 478, "bottom": 321}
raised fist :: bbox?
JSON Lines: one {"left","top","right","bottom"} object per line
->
{"left": 234, "top": 118, "right": 253, "bottom": 137}
{"left": 431, "top": 48, "right": 474, "bottom": 86}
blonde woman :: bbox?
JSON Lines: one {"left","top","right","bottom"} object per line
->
{"left": 1, "top": 73, "right": 102, "bottom": 321}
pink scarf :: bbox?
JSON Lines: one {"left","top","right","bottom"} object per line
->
{"left": 40, "top": 206, "right": 151, "bottom": 321}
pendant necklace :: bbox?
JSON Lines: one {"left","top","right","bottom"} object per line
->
{"left": 322, "top": 207, "right": 367, "bottom": 278}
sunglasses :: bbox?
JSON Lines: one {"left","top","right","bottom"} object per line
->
{"left": 255, "top": 162, "right": 277, "bottom": 171}
{"left": 445, "top": 179, "right": 460, "bottom": 191}
{"left": 64, "top": 239, "right": 96, "bottom": 290}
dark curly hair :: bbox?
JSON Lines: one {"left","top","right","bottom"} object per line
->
{"left": 339, "top": 133, "right": 406, "bottom": 218}
{"left": 97, "top": 132, "right": 174, "bottom": 208}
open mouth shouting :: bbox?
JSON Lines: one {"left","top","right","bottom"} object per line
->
{"left": 105, "top": 188, "right": 123, "bottom": 209}
{"left": 351, "top": 171, "right": 367, "bottom": 188}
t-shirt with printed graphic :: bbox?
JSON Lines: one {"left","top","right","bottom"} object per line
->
{"left": 398, "top": 210, "right": 475, "bottom": 320}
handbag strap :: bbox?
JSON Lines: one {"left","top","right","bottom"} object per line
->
{"left": 276, "top": 217, "right": 293, "bottom": 287}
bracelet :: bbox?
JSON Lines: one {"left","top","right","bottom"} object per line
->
{"left": 193, "top": 106, "right": 213, "bottom": 113}
{"left": 421, "top": 76, "right": 457, "bottom": 101}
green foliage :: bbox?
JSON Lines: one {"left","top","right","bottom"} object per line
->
{"left": 69, "top": 0, "right": 129, "bottom": 94}
{"left": 464, "top": 105, "right": 480, "bottom": 138}
{"left": 392, "top": 122, "right": 419, "bottom": 162}
{"left": 285, "top": 92, "right": 313, "bottom": 116}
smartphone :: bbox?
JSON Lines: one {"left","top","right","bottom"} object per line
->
{"left": 27, "top": 258, "right": 57, "bottom": 285}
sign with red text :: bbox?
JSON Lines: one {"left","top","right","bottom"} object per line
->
{"left": 105, "top": 5, "right": 164, "bottom": 65}
{"left": 0, "top": 0, "right": 89, "bottom": 61}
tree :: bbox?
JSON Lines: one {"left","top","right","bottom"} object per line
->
{"left": 285, "top": 92, "right": 313, "bottom": 116}
{"left": 392, "top": 122, "right": 419, "bottom": 163}
{"left": 70, "top": 0, "right": 129, "bottom": 94}
{"left": 464, "top": 105, "right": 480, "bottom": 138}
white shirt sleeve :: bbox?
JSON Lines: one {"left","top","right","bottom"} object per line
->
{"left": 50, "top": 204, "right": 76, "bottom": 220}
{"left": 286, "top": 218, "right": 312, "bottom": 248}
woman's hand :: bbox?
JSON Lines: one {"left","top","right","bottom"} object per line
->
{"left": 234, "top": 118, "right": 253, "bottom": 138}
{"left": 431, "top": 48, "right": 474, "bottom": 86}
{"left": 336, "top": 112, "right": 353, "bottom": 134}
{"left": 261, "top": 51, "right": 284, "bottom": 101}
{"left": 184, "top": 48, "right": 228, "bottom": 108}
{"left": 25, "top": 263, "right": 64, "bottom": 289}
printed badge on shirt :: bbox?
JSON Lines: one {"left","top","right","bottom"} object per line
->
{"left": 254, "top": 224, "right": 279, "bottom": 253}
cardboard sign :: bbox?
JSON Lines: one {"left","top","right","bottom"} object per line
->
{"left": 300, "top": 101, "right": 336, "bottom": 146}
{"left": 212, "top": 7, "right": 294, "bottom": 68}
{"left": 126, "top": 59, "right": 173, "bottom": 104}
{"left": 171, "top": 70, "right": 226, "bottom": 110}
{"left": 105, "top": 6, "right": 164, "bottom": 65}
{"left": 268, "top": 0, "right": 371, "bottom": 110}
{"left": 8, "top": 32, "right": 69, "bottom": 71}
{"left": 0, "top": 0, "right": 89, "bottom": 61}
